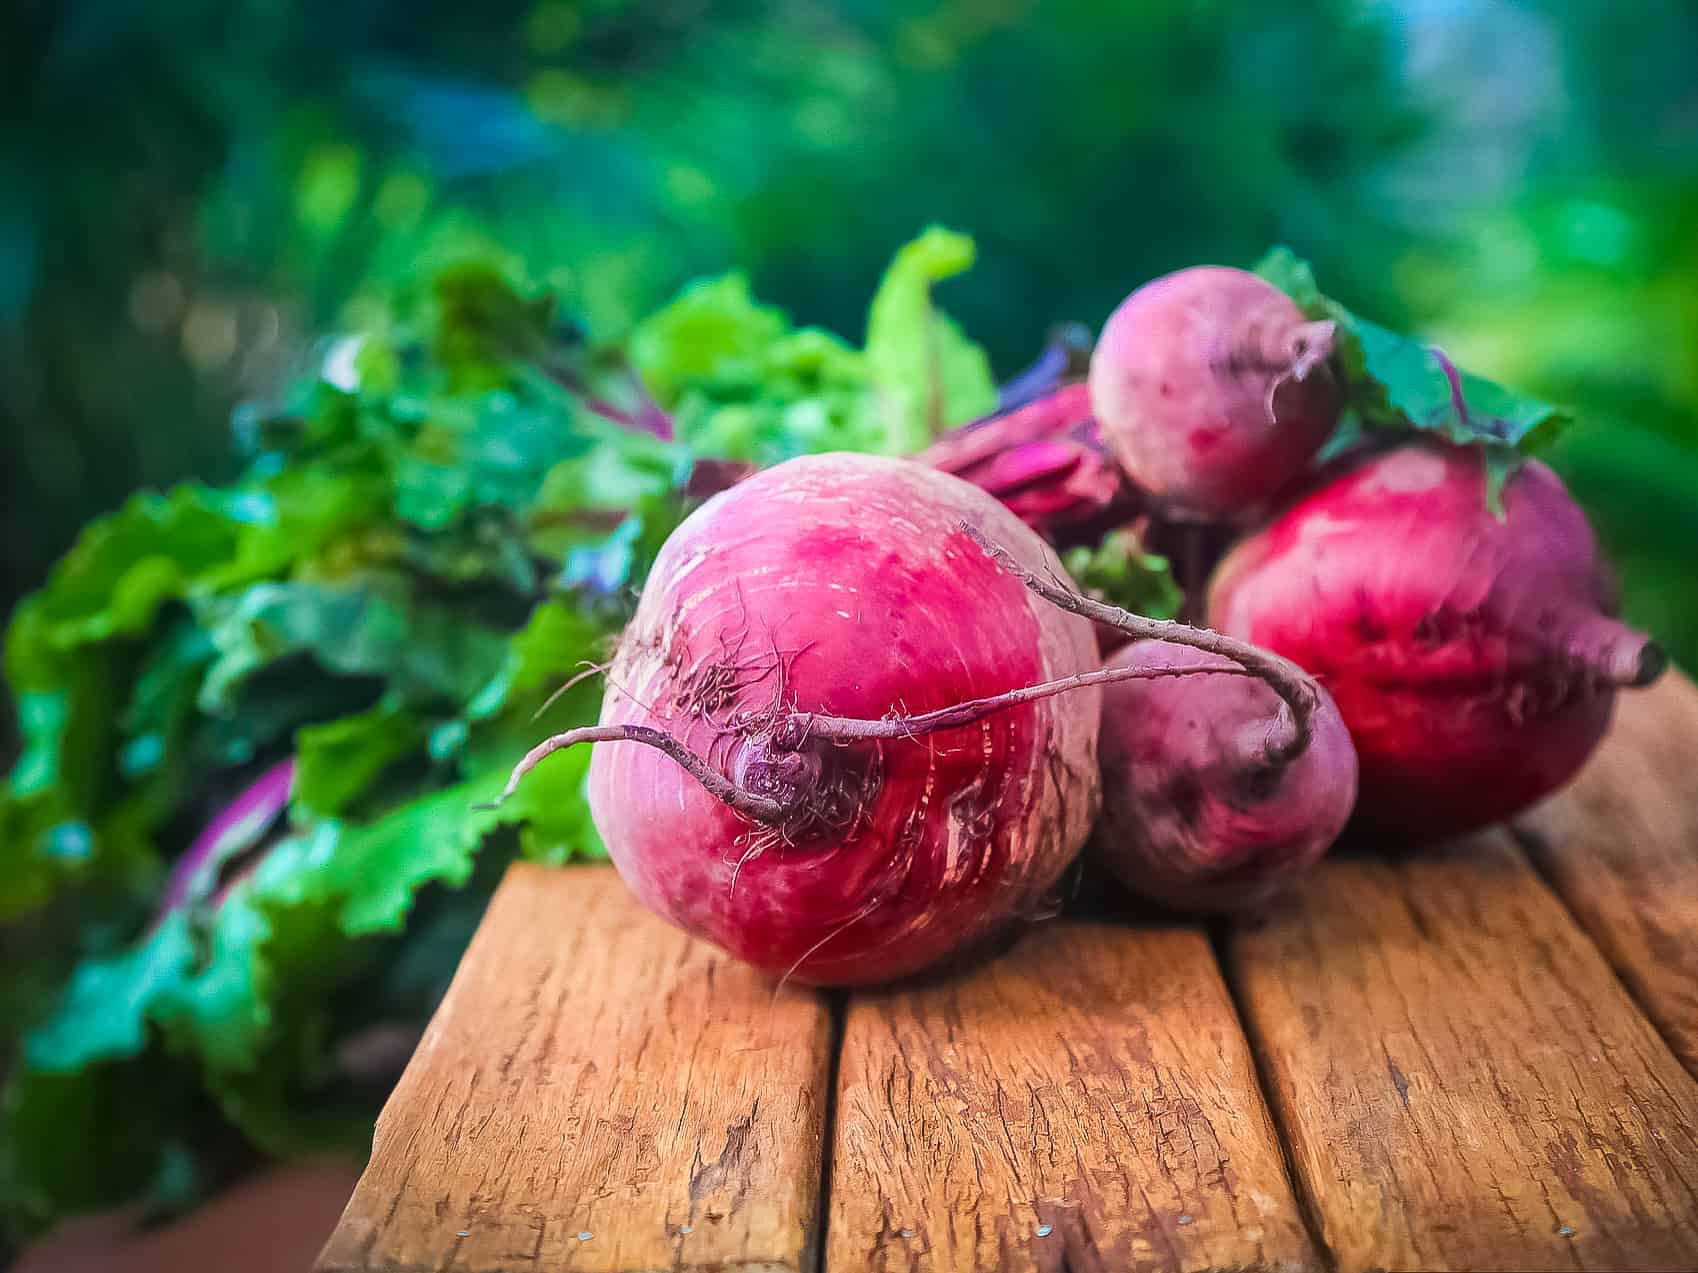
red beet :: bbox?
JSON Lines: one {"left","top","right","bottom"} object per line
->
{"left": 1207, "top": 440, "right": 1665, "bottom": 838}
{"left": 1089, "top": 267, "right": 1339, "bottom": 519}
{"left": 567, "top": 454, "right": 1103, "bottom": 984}
{"left": 1093, "top": 642, "right": 1357, "bottom": 912}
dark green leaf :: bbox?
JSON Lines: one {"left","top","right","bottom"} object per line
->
{"left": 1, "top": 1059, "right": 208, "bottom": 1244}
{"left": 292, "top": 698, "right": 427, "bottom": 818}
{"left": 118, "top": 619, "right": 216, "bottom": 821}
{"left": 195, "top": 577, "right": 510, "bottom": 713}
{"left": 1353, "top": 318, "right": 1572, "bottom": 452}
{"left": 431, "top": 264, "right": 557, "bottom": 392}
{"left": 393, "top": 393, "right": 597, "bottom": 531}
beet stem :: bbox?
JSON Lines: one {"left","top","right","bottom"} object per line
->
{"left": 796, "top": 665, "right": 1259, "bottom": 742}
{"left": 488, "top": 666, "right": 1259, "bottom": 826}
{"left": 479, "top": 723, "right": 788, "bottom": 823}
{"left": 959, "top": 523, "right": 1321, "bottom": 767}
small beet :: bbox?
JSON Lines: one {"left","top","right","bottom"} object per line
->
{"left": 1207, "top": 439, "right": 1666, "bottom": 839}
{"left": 1089, "top": 266, "right": 1339, "bottom": 519}
{"left": 1093, "top": 641, "right": 1357, "bottom": 913}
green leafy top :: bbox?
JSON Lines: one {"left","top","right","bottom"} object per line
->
{"left": 0, "top": 230, "right": 1000, "bottom": 1241}
{"left": 1254, "top": 247, "right": 1572, "bottom": 505}
{"left": 628, "top": 224, "right": 995, "bottom": 464}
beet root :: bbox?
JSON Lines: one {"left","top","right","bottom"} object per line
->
{"left": 1207, "top": 439, "right": 1666, "bottom": 839}
{"left": 577, "top": 454, "right": 1104, "bottom": 985}
{"left": 1088, "top": 266, "right": 1339, "bottom": 520}
{"left": 1093, "top": 641, "right": 1358, "bottom": 913}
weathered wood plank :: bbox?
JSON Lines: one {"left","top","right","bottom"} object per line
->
{"left": 827, "top": 918, "right": 1319, "bottom": 1273}
{"left": 1229, "top": 833, "right": 1698, "bottom": 1273}
{"left": 1515, "top": 671, "right": 1698, "bottom": 1076}
{"left": 316, "top": 863, "right": 833, "bottom": 1273}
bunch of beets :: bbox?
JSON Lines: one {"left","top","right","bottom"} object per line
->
{"left": 494, "top": 266, "right": 1665, "bottom": 986}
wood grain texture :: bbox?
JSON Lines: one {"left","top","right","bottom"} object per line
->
{"left": 827, "top": 919, "right": 1318, "bottom": 1273}
{"left": 316, "top": 863, "right": 832, "bottom": 1273}
{"left": 1515, "top": 671, "right": 1698, "bottom": 1076}
{"left": 1229, "top": 833, "right": 1698, "bottom": 1273}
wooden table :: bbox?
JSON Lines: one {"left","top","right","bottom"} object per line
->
{"left": 317, "top": 675, "right": 1698, "bottom": 1273}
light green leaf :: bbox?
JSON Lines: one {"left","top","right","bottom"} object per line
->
{"left": 864, "top": 226, "right": 997, "bottom": 451}
{"left": 629, "top": 273, "right": 789, "bottom": 407}
{"left": 154, "top": 892, "right": 279, "bottom": 1071}
{"left": 2, "top": 486, "right": 306, "bottom": 696}
{"left": 258, "top": 771, "right": 504, "bottom": 937}
{"left": 24, "top": 914, "right": 196, "bottom": 1071}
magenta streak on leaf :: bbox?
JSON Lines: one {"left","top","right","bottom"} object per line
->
{"left": 1428, "top": 345, "right": 1474, "bottom": 429}
{"left": 157, "top": 758, "right": 296, "bottom": 914}
{"left": 540, "top": 361, "right": 676, "bottom": 440}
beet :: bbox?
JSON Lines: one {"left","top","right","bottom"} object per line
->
{"left": 569, "top": 454, "right": 1102, "bottom": 984}
{"left": 1207, "top": 439, "right": 1666, "bottom": 838}
{"left": 1089, "top": 266, "right": 1339, "bottom": 519}
{"left": 1093, "top": 641, "right": 1357, "bottom": 912}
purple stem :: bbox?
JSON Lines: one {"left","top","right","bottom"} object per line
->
{"left": 994, "top": 322, "right": 1094, "bottom": 415}
{"left": 158, "top": 758, "right": 296, "bottom": 914}
{"left": 542, "top": 362, "right": 676, "bottom": 440}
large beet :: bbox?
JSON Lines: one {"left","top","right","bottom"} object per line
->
{"left": 1207, "top": 440, "right": 1665, "bottom": 838}
{"left": 584, "top": 454, "right": 1104, "bottom": 984}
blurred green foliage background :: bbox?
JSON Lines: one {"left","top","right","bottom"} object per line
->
{"left": 3, "top": 0, "right": 1696, "bottom": 664}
